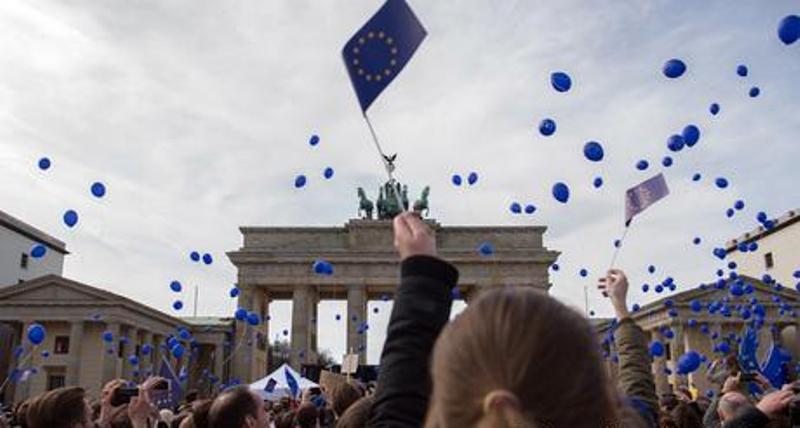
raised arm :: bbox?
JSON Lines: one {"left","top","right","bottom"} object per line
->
{"left": 599, "top": 269, "right": 659, "bottom": 426}
{"left": 368, "top": 212, "right": 459, "bottom": 428}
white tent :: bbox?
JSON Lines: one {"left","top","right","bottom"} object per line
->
{"left": 250, "top": 363, "right": 319, "bottom": 401}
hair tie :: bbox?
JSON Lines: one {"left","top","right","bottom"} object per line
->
{"left": 482, "top": 390, "right": 521, "bottom": 414}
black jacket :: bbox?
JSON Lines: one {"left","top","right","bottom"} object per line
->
{"left": 722, "top": 407, "right": 770, "bottom": 428}
{"left": 367, "top": 256, "right": 459, "bottom": 427}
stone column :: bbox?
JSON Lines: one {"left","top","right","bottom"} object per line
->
{"left": 648, "top": 329, "right": 670, "bottom": 395}
{"left": 347, "top": 284, "right": 367, "bottom": 365}
{"left": 14, "top": 320, "right": 34, "bottom": 404}
{"left": 65, "top": 321, "right": 84, "bottom": 386}
{"left": 122, "top": 327, "right": 140, "bottom": 380}
{"left": 233, "top": 287, "right": 254, "bottom": 382}
{"left": 214, "top": 341, "right": 226, "bottom": 386}
{"left": 101, "top": 321, "right": 121, "bottom": 385}
{"left": 141, "top": 331, "right": 154, "bottom": 377}
{"left": 670, "top": 323, "right": 687, "bottom": 388}
{"left": 291, "top": 284, "right": 312, "bottom": 368}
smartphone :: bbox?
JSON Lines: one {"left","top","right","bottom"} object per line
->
{"left": 110, "top": 387, "right": 139, "bottom": 407}
{"left": 740, "top": 372, "right": 757, "bottom": 382}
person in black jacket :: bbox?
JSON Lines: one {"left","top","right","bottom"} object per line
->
{"left": 367, "top": 212, "right": 659, "bottom": 428}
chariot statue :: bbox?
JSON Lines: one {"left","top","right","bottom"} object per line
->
{"left": 357, "top": 181, "right": 429, "bottom": 220}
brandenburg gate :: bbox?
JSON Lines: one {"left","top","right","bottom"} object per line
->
{"left": 226, "top": 186, "right": 559, "bottom": 382}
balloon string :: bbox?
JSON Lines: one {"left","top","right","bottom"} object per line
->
{"left": 363, "top": 112, "right": 406, "bottom": 212}
{"left": 609, "top": 221, "right": 633, "bottom": 270}
{"left": 220, "top": 324, "right": 249, "bottom": 368}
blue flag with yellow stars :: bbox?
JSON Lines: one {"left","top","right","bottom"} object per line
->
{"left": 342, "top": 0, "right": 427, "bottom": 112}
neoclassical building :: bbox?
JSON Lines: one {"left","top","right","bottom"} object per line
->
{"left": 596, "top": 277, "right": 800, "bottom": 396}
{"left": 226, "top": 218, "right": 559, "bottom": 383}
{"left": 0, "top": 275, "right": 230, "bottom": 404}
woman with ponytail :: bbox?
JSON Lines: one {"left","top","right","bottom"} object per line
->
{"left": 368, "top": 212, "right": 658, "bottom": 427}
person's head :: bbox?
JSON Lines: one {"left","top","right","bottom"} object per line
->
{"left": 208, "top": 386, "right": 268, "bottom": 428}
{"left": 425, "top": 286, "right": 619, "bottom": 428}
{"left": 335, "top": 396, "right": 373, "bottom": 428}
{"left": 669, "top": 402, "right": 702, "bottom": 428}
{"left": 327, "top": 382, "right": 361, "bottom": 417}
{"left": 185, "top": 390, "right": 200, "bottom": 405}
{"left": 717, "top": 391, "right": 750, "bottom": 422}
{"left": 25, "top": 387, "right": 93, "bottom": 428}
{"left": 179, "top": 399, "right": 213, "bottom": 428}
{"left": 294, "top": 403, "right": 318, "bottom": 428}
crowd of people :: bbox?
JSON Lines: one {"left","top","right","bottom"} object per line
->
{"left": 2, "top": 212, "right": 799, "bottom": 427}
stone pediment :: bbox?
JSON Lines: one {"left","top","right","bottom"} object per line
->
{"left": 0, "top": 275, "right": 116, "bottom": 304}
{"left": 671, "top": 276, "right": 800, "bottom": 306}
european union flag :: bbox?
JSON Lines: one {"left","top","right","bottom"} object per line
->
{"left": 624, "top": 173, "right": 669, "bottom": 225}
{"left": 342, "top": 0, "right": 427, "bottom": 112}
{"left": 285, "top": 367, "right": 300, "bottom": 398}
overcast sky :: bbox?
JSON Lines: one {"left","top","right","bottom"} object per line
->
{"left": 1, "top": 0, "right": 799, "bottom": 364}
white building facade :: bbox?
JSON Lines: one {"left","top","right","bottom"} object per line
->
{"left": 0, "top": 210, "right": 67, "bottom": 287}
{"left": 726, "top": 209, "right": 800, "bottom": 288}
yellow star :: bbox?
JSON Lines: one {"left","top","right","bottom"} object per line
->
{"left": 386, "top": 37, "right": 394, "bottom": 44}
{"left": 368, "top": 31, "right": 374, "bottom": 38}
{"left": 378, "top": 32, "right": 385, "bottom": 39}
{"left": 390, "top": 59, "right": 397, "bottom": 66}
{"left": 391, "top": 48, "right": 398, "bottom": 55}
{"left": 352, "top": 47, "right": 360, "bottom": 54}
{"left": 357, "top": 69, "right": 364, "bottom": 75}
{"left": 384, "top": 69, "right": 391, "bottom": 76}
{"left": 358, "top": 37, "right": 365, "bottom": 45}
{"left": 366, "top": 74, "right": 372, "bottom": 81}
{"left": 353, "top": 59, "right": 359, "bottom": 65}
{"left": 375, "top": 75, "right": 382, "bottom": 81}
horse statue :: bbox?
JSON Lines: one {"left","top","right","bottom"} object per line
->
{"left": 413, "top": 186, "right": 430, "bottom": 216}
{"left": 357, "top": 187, "right": 374, "bottom": 220}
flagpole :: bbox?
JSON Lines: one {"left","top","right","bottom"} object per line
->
{"left": 608, "top": 221, "right": 632, "bottom": 270}
{"left": 362, "top": 112, "right": 407, "bottom": 212}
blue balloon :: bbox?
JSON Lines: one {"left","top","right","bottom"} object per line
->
{"left": 202, "top": 253, "right": 213, "bottom": 265}
{"left": 709, "top": 103, "right": 720, "bottom": 115}
{"left": 778, "top": 15, "right": 800, "bottom": 45}
{"left": 323, "top": 167, "right": 334, "bottom": 180}
{"left": 309, "top": 135, "right": 320, "bottom": 146}
{"left": 667, "top": 134, "right": 685, "bottom": 152}
{"left": 190, "top": 251, "right": 200, "bottom": 262}
{"left": 234, "top": 308, "right": 247, "bottom": 321}
{"left": 550, "top": 71, "right": 572, "bottom": 92}
{"left": 636, "top": 160, "right": 649, "bottom": 171}
{"left": 173, "top": 300, "right": 183, "bottom": 310}
{"left": 294, "top": 175, "right": 307, "bottom": 188}
{"left": 734, "top": 200, "right": 745, "bottom": 210}
{"left": 590, "top": 177, "right": 603, "bottom": 189}
{"left": 141, "top": 344, "right": 152, "bottom": 355}
{"left": 677, "top": 351, "right": 701, "bottom": 374}
{"left": 663, "top": 58, "right": 687, "bottom": 78}
{"left": 682, "top": 125, "right": 700, "bottom": 147}
{"left": 690, "top": 300, "right": 703, "bottom": 312}
{"left": 27, "top": 323, "right": 46, "bottom": 345}
{"left": 693, "top": 237, "right": 701, "bottom": 245}
{"left": 662, "top": 156, "right": 673, "bottom": 168}
{"left": 102, "top": 331, "right": 114, "bottom": 343}
{"left": 451, "top": 174, "right": 462, "bottom": 186}
{"left": 335, "top": 314, "right": 341, "bottom": 321}
{"left": 648, "top": 265, "right": 656, "bottom": 274}
{"left": 90, "top": 182, "right": 106, "bottom": 198}
{"left": 692, "top": 173, "right": 702, "bottom": 182}
{"left": 510, "top": 202, "right": 522, "bottom": 214}
{"left": 467, "top": 172, "right": 479, "bottom": 186}
{"left": 477, "top": 242, "right": 494, "bottom": 256}
{"left": 539, "top": 118, "right": 556, "bottom": 136}
{"left": 169, "top": 281, "right": 182, "bottom": 292}
{"left": 642, "top": 284, "right": 649, "bottom": 292}
{"left": 726, "top": 208, "right": 735, "bottom": 218}
{"left": 128, "top": 355, "right": 139, "bottom": 366}
{"left": 313, "top": 260, "right": 334, "bottom": 276}
{"left": 30, "top": 244, "right": 47, "bottom": 259}
{"left": 246, "top": 312, "right": 260, "bottom": 326}
{"left": 715, "top": 177, "right": 729, "bottom": 189}
{"left": 282, "top": 329, "right": 289, "bottom": 336}
{"left": 63, "top": 210, "right": 79, "bottom": 228}
{"left": 41, "top": 350, "right": 50, "bottom": 358}
{"left": 757, "top": 211, "right": 768, "bottom": 223}
{"left": 229, "top": 287, "right": 240, "bottom": 298}
{"left": 655, "top": 285, "right": 664, "bottom": 293}
{"left": 552, "top": 182, "right": 570, "bottom": 203}
{"left": 749, "top": 87, "right": 760, "bottom": 98}
{"left": 736, "top": 65, "right": 748, "bottom": 77}
{"left": 524, "top": 204, "right": 536, "bottom": 214}
{"left": 579, "top": 268, "right": 588, "bottom": 278}
{"left": 171, "top": 343, "right": 185, "bottom": 359}
{"left": 178, "top": 328, "right": 191, "bottom": 340}
{"left": 632, "top": 303, "right": 641, "bottom": 312}
{"left": 38, "top": 157, "right": 51, "bottom": 170}
{"left": 583, "top": 141, "right": 604, "bottom": 162}
{"left": 650, "top": 341, "right": 665, "bottom": 357}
